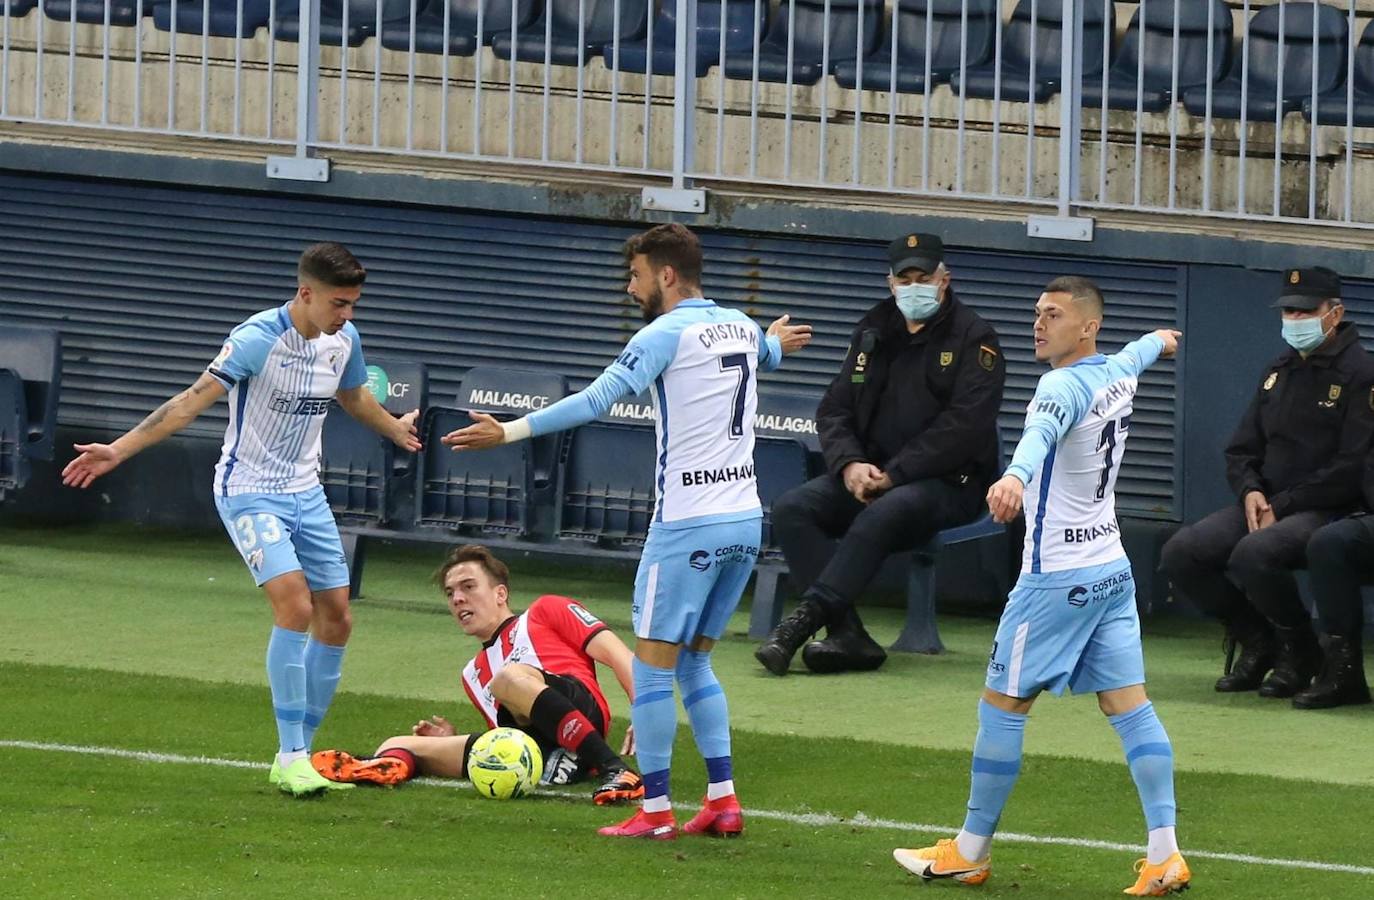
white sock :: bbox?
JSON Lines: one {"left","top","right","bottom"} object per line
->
{"left": 642, "top": 795, "right": 672, "bottom": 814}
{"left": 277, "top": 750, "right": 307, "bottom": 768}
{"left": 706, "top": 779, "right": 735, "bottom": 801}
{"left": 956, "top": 829, "right": 992, "bottom": 863}
{"left": 1147, "top": 826, "right": 1179, "bottom": 865}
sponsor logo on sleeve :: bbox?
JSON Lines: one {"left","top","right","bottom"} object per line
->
{"left": 568, "top": 604, "right": 602, "bottom": 628}
{"left": 211, "top": 342, "right": 233, "bottom": 370}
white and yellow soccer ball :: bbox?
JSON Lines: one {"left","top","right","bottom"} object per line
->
{"left": 467, "top": 727, "right": 544, "bottom": 800}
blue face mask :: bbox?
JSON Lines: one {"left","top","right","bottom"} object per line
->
{"left": 1281, "top": 312, "right": 1331, "bottom": 354}
{"left": 894, "top": 282, "right": 941, "bottom": 322}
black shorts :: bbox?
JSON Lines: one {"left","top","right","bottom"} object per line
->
{"left": 493, "top": 670, "right": 607, "bottom": 758}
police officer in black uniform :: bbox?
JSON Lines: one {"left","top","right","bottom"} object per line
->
{"left": 1296, "top": 450, "right": 1374, "bottom": 709}
{"left": 1160, "top": 267, "right": 1374, "bottom": 698}
{"left": 755, "top": 233, "right": 1006, "bottom": 675}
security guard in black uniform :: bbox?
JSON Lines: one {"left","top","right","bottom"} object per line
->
{"left": 1160, "top": 267, "right": 1374, "bottom": 698}
{"left": 755, "top": 233, "right": 1006, "bottom": 675}
{"left": 1297, "top": 450, "right": 1374, "bottom": 709}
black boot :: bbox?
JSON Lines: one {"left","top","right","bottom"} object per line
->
{"left": 1292, "top": 634, "right": 1372, "bottom": 709}
{"left": 1258, "top": 624, "right": 1323, "bottom": 698}
{"left": 1214, "top": 618, "right": 1276, "bottom": 692}
{"left": 801, "top": 607, "right": 888, "bottom": 674}
{"left": 755, "top": 599, "right": 827, "bottom": 676}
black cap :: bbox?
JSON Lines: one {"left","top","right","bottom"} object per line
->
{"left": 888, "top": 233, "right": 944, "bottom": 276}
{"left": 1273, "top": 266, "right": 1342, "bottom": 310}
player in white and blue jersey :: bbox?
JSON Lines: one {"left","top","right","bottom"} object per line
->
{"left": 891, "top": 277, "right": 1191, "bottom": 896}
{"left": 442, "top": 223, "right": 811, "bottom": 839}
{"left": 62, "top": 243, "right": 422, "bottom": 797}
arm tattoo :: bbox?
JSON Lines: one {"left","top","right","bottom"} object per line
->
{"left": 132, "top": 400, "right": 175, "bottom": 435}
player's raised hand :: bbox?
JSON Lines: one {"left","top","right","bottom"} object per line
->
{"left": 390, "top": 409, "right": 423, "bottom": 452}
{"left": 61, "top": 442, "right": 124, "bottom": 489}
{"left": 986, "top": 474, "right": 1026, "bottom": 524}
{"left": 441, "top": 411, "right": 505, "bottom": 451}
{"left": 413, "top": 715, "right": 455, "bottom": 737}
{"left": 620, "top": 725, "right": 636, "bottom": 757}
{"left": 1152, "top": 329, "right": 1183, "bottom": 358}
{"left": 767, "top": 314, "right": 814, "bottom": 355}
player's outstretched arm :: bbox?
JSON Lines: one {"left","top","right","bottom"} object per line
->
{"left": 442, "top": 366, "right": 638, "bottom": 451}
{"left": 61, "top": 373, "right": 225, "bottom": 489}
{"left": 767, "top": 314, "right": 813, "bottom": 355}
{"left": 1151, "top": 329, "right": 1182, "bottom": 359}
{"left": 335, "top": 385, "right": 422, "bottom": 451}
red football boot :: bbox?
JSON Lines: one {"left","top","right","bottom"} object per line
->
{"left": 682, "top": 794, "right": 744, "bottom": 837}
{"left": 597, "top": 808, "right": 678, "bottom": 840}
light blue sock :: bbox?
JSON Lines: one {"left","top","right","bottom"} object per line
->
{"left": 1109, "top": 701, "right": 1177, "bottom": 830}
{"left": 265, "top": 626, "right": 309, "bottom": 756}
{"left": 302, "top": 638, "right": 346, "bottom": 750}
{"left": 676, "top": 649, "right": 733, "bottom": 795}
{"left": 961, "top": 700, "right": 1028, "bottom": 837}
{"left": 631, "top": 658, "right": 678, "bottom": 811}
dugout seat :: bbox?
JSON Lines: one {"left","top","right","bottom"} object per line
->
{"left": 274, "top": 0, "right": 414, "bottom": 47}
{"left": 1080, "top": 0, "right": 1231, "bottom": 113}
{"left": 0, "top": 371, "right": 28, "bottom": 504}
{"left": 832, "top": 0, "right": 997, "bottom": 94}
{"left": 4, "top": 0, "right": 39, "bottom": 17}
{"left": 0, "top": 325, "right": 61, "bottom": 465}
{"left": 490, "top": 0, "right": 648, "bottom": 67}
{"left": 152, "top": 0, "right": 272, "bottom": 36}
{"left": 949, "top": 0, "right": 1114, "bottom": 103}
{"left": 1182, "top": 2, "right": 1347, "bottom": 121}
{"left": 379, "top": 0, "right": 538, "bottom": 56}
{"left": 555, "top": 392, "right": 655, "bottom": 549}
{"left": 603, "top": 0, "right": 768, "bottom": 78}
{"left": 722, "top": 0, "right": 881, "bottom": 86}
{"left": 1304, "top": 18, "right": 1374, "bottom": 126}
{"left": 43, "top": 0, "right": 147, "bottom": 25}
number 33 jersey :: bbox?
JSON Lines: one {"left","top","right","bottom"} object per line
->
{"left": 1008, "top": 334, "right": 1166, "bottom": 575}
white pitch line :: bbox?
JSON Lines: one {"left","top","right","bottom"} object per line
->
{"left": 4, "top": 739, "right": 1371, "bottom": 878}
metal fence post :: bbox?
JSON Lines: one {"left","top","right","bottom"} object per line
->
{"left": 643, "top": 0, "right": 706, "bottom": 213}
{"left": 268, "top": 0, "right": 329, "bottom": 181}
{"left": 1028, "top": 0, "right": 1093, "bottom": 241}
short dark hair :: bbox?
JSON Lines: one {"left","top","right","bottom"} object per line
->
{"left": 1043, "top": 275, "right": 1104, "bottom": 318}
{"left": 435, "top": 544, "right": 510, "bottom": 590}
{"left": 623, "top": 223, "right": 703, "bottom": 285}
{"left": 298, "top": 242, "right": 367, "bottom": 288}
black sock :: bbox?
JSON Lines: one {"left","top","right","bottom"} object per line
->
{"left": 528, "top": 688, "right": 622, "bottom": 774}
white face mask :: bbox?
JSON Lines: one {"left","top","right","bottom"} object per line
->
{"left": 894, "top": 282, "right": 941, "bottom": 321}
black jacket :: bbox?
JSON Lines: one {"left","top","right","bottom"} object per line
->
{"left": 1225, "top": 322, "right": 1374, "bottom": 518}
{"left": 816, "top": 288, "right": 1006, "bottom": 489}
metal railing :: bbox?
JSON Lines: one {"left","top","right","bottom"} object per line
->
{"left": 5, "top": 0, "right": 1374, "bottom": 230}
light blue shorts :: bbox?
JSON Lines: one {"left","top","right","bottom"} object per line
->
{"left": 632, "top": 516, "right": 761, "bottom": 645}
{"left": 985, "top": 558, "right": 1145, "bottom": 699}
{"left": 213, "top": 485, "right": 350, "bottom": 592}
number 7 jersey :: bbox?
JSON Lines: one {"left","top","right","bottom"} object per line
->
{"left": 1007, "top": 334, "right": 1166, "bottom": 575}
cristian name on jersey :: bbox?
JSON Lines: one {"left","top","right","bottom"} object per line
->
{"left": 1007, "top": 334, "right": 1166, "bottom": 576}
{"left": 461, "top": 595, "right": 612, "bottom": 730}
{"left": 207, "top": 304, "right": 366, "bottom": 496}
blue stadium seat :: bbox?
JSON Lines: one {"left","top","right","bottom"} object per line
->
{"left": 0, "top": 370, "right": 28, "bottom": 504}
{"left": 754, "top": 436, "right": 809, "bottom": 560}
{"left": 1081, "top": 0, "right": 1231, "bottom": 113}
{"left": 949, "top": 0, "right": 1114, "bottom": 103}
{"left": 557, "top": 420, "right": 656, "bottom": 548}
{"left": 1304, "top": 17, "right": 1374, "bottom": 126}
{"left": 4, "top": 0, "right": 39, "bottom": 17}
{"left": 379, "top": 0, "right": 538, "bottom": 56}
{"left": 722, "top": 0, "right": 881, "bottom": 86}
{"left": 753, "top": 387, "right": 820, "bottom": 454}
{"left": 832, "top": 0, "right": 996, "bottom": 94}
{"left": 274, "top": 0, "right": 413, "bottom": 47}
{"left": 1182, "top": 2, "right": 1347, "bottom": 121}
{"left": 152, "top": 0, "right": 271, "bottom": 36}
{"left": 43, "top": 0, "right": 148, "bottom": 26}
{"left": 490, "top": 0, "right": 648, "bottom": 67}
{"left": 603, "top": 0, "right": 767, "bottom": 78}
{"left": 0, "top": 325, "right": 61, "bottom": 463}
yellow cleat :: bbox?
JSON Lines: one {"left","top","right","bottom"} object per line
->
{"left": 1124, "top": 852, "right": 1191, "bottom": 896}
{"left": 893, "top": 838, "right": 990, "bottom": 885}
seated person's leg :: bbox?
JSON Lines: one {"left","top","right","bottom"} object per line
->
{"left": 1297, "top": 517, "right": 1374, "bottom": 709}
{"left": 771, "top": 475, "right": 860, "bottom": 594}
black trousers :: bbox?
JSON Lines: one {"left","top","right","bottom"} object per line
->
{"left": 771, "top": 473, "right": 983, "bottom": 618}
{"left": 1306, "top": 515, "right": 1374, "bottom": 637}
{"left": 1159, "top": 504, "right": 1334, "bottom": 629}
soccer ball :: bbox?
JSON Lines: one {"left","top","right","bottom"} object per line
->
{"left": 467, "top": 727, "right": 543, "bottom": 800}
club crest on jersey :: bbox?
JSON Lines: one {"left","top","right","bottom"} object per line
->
{"left": 1263, "top": 372, "right": 1277, "bottom": 391}
{"left": 327, "top": 350, "right": 342, "bottom": 373}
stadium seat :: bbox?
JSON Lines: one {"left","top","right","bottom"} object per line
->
{"left": 274, "top": 0, "right": 414, "bottom": 48}
{"left": 602, "top": 0, "right": 767, "bottom": 78}
{"left": 43, "top": 0, "right": 148, "bottom": 26}
{"left": 722, "top": 0, "right": 881, "bottom": 86}
{"left": 949, "top": 0, "right": 1114, "bottom": 103}
{"left": 832, "top": 0, "right": 996, "bottom": 94}
{"left": 754, "top": 435, "right": 809, "bottom": 560}
{"left": 557, "top": 420, "right": 656, "bottom": 548}
{"left": 0, "top": 325, "right": 61, "bottom": 464}
{"left": 1181, "top": 2, "right": 1347, "bottom": 121}
{"left": 152, "top": 0, "right": 271, "bottom": 36}
{"left": 3, "top": 0, "right": 39, "bottom": 17}
{"left": 490, "top": 0, "right": 648, "bottom": 67}
{"left": 379, "top": 0, "right": 538, "bottom": 56}
{"left": 1304, "top": 18, "right": 1374, "bottom": 126}
{"left": 0, "top": 370, "right": 29, "bottom": 505}
{"left": 1080, "top": 0, "right": 1231, "bottom": 113}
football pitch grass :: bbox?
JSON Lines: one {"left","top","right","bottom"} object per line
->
{"left": 2, "top": 524, "right": 1372, "bottom": 898}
